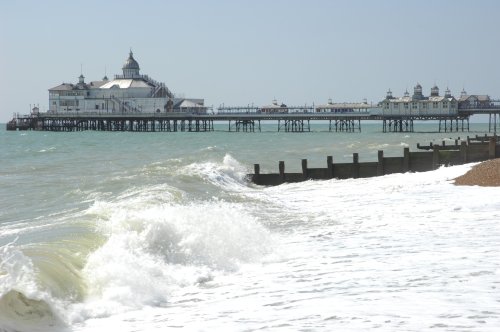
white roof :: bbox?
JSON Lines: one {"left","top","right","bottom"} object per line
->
{"left": 316, "top": 102, "right": 370, "bottom": 109}
{"left": 100, "top": 79, "right": 153, "bottom": 89}
{"left": 178, "top": 100, "right": 203, "bottom": 108}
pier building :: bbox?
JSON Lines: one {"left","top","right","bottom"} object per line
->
{"left": 380, "top": 84, "right": 458, "bottom": 117}
{"left": 48, "top": 51, "right": 207, "bottom": 114}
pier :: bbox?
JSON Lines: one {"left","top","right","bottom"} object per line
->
{"left": 250, "top": 136, "right": 499, "bottom": 186}
{"left": 6, "top": 104, "right": 500, "bottom": 133}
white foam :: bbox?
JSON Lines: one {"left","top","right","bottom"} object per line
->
{"left": 71, "top": 191, "right": 272, "bottom": 322}
{"left": 0, "top": 242, "right": 67, "bottom": 331}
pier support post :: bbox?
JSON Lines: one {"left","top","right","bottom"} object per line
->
{"left": 302, "top": 159, "right": 308, "bottom": 180}
{"left": 489, "top": 136, "right": 497, "bottom": 159}
{"left": 403, "top": 147, "right": 410, "bottom": 172}
{"left": 432, "top": 146, "right": 440, "bottom": 170}
{"left": 279, "top": 161, "right": 285, "bottom": 183}
{"left": 327, "top": 156, "right": 333, "bottom": 179}
{"left": 377, "top": 150, "right": 384, "bottom": 176}
{"left": 352, "top": 153, "right": 359, "bottom": 178}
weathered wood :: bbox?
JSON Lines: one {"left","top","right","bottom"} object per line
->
{"left": 302, "top": 159, "right": 308, "bottom": 179}
{"left": 489, "top": 137, "right": 497, "bottom": 159}
{"left": 279, "top": 161, "right": 285, "bottom": 182}
{"left": 352, "top": 153, "right": 359, "bottom": 178}
{"left": 432, "top": 146, "right": 440, "bottom": 169}
{"left": 377, "top": 150, "right": 384, "bottom": 175}
{"left": 403, "top": 147, "right": 410, "bottom": 172}
{"left": 254, "top": 164, "right": 260, "bottom": 175}
{"left": 327, "top": 156, "right": 333, "bottom": 178}
{"left": 460, "top": 141, "right": 468, "bottom": 163}
{"left": 249, "top": 136, "right": 499, "bottom": 186}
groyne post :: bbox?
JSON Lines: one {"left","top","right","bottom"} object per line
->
{"left": 302, "top": 159, "right": 308, "bottom": 180}
{"left": 279, "top": 161, "right": 285, "bottom": 182}
{"left": 254, "top": 164, "right": 260, "bottom": 175}
{"left": 432, "top": 145, "right": 440, "bottom": 169}
{"left": 403, "top": 147, "right": 410, "bottom": 172}
{"left": 352, "top": 153, "right": 359, "bottom": 178}
{"left": 327, "top": 156, "right": 333, "bottom": 178}
{"left": 460, "top": 141, "right": 468, "bottom": 163}
{"left": 489, "top": 136, "right": 497, "bottom": 159}
{"left": 377, "top": 150, "right": 384, "bottom": 176}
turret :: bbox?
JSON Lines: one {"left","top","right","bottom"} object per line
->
{"left": 122, "top": 50, "right": 140, "bottom": 78}
{"left": 430, "top": 85, "right": 439, "bottom": 97}
{"left": 413, "top": 83, "right": 423, "bottom": 100}
{"left": 444, "top": 87, "right": 452, "bottom": 98}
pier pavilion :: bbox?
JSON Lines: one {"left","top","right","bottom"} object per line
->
{"left": 48, "top": 51, "right": 207, "bottom": 114}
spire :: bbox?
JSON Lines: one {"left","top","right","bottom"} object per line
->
{"left": 103, "top": 65, "right": 108, "bottom": 81}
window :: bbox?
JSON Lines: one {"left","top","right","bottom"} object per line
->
{"left": 433, "top": 102, "right": 438, "bottom": 108}
{"left": 443, "top": 102, "right": 448, "bottom": 108}
{"left": 422, "top": 103, "right": 427, "bottom": 109}
{"left": 404, "top": 103, "right": 409, "bottom": 109}
{"left": 412, "top": 102, "right": 417, "bottom": 109}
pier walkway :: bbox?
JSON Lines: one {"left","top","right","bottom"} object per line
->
{"left": 6, "top": 103, "right": 500, "bottom": 133}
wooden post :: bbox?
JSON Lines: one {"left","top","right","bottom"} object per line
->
{"left": 352, "top": 153, "right": 359, "bottom": 178}
{"left": 377, "top": 150, "right": 384, "bottom": 176}
{"left": 254, "top": 164, "right": 260, "bottom": 175}
{"left": 279, "top": 161, "right": 285, "bottom": 182}
{"left": 432, "top": 146, "right": 440, "bottom": 170}
{"left": 327, "top": 156, "right": 333, "bottom": 179}
{"left": 489, "top": 137, "right": 496, "bottom": 159}
{"left": 460, "top": 141, "right": 467, "bottom": 163}
{"left": 302, "top": 159, "right": 308, "bottom": 179}
{"left": 403, "top": 147, "right": 410, "bottom": 172}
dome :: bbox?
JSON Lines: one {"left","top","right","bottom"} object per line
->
{"left": 123, "top": 51, "right": 140, "bottom": 70}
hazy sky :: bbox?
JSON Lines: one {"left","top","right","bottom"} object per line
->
{"left": 1, "top": 0, "right": 499, "bottom": 122}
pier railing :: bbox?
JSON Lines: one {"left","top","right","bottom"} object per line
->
{"left": 250, "top": 136, "right": 499, "bottom": 186}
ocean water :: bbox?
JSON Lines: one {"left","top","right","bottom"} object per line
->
{"left": 1, "top": 123, "right": 499, "bottom": 332}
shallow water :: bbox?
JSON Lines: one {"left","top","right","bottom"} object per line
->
{"left": 1, "top": 123, "right": 499, "bottom": 331}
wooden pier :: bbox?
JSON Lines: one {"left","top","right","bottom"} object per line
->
{"left": 250, "top": 136, "right": 499, "bottom": 186}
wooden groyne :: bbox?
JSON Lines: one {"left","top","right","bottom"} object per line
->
{"left": 250, "top": 136, "right": 499, "bottom": 186}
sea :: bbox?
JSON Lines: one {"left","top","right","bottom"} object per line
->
{"left": 1, "top": 122, "right": 499, "bottom": 332}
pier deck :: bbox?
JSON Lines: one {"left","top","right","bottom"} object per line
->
{"left": 7, "top": 109, "right": 498, "bottom": 133}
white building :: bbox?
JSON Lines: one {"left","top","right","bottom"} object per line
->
{"left": 49, "top": 51, "right": 207, "bottom": 114}
{"left": 315, "top": 98, "right": 373, "bottom": 113}
{"left": 458, "top": 89, "right": 491, "bottom": 109}
{"left": 380, "top": 84, "right": 458, "bottom": 117}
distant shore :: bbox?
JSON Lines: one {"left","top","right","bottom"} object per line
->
{"left": 454, "top": 159, "right": 500, "bottom": 187}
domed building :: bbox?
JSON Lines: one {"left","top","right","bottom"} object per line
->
{"left": 48, "top": 51, "right": 207, "bottom": 114}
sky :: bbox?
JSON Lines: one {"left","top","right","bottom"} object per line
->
{"left": 1, "top": 0, "right": 499, "bottom": 122}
